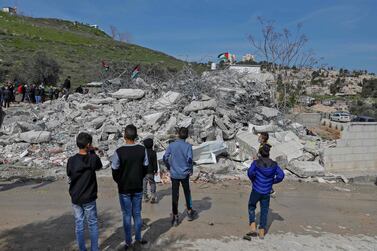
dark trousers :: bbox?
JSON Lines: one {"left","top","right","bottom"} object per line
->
{"left": 171, "top": 177, "right": 192, "bottom": 215}
{"left": 248, "top": 190, "right": 270, "bottom": 229}
{"left": 3, "top": 99, "right": 10, "bottom": 108}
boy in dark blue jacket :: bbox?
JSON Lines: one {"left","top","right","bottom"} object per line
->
{"left": 245, "top": 144, "right": 284, "bottom": 240}
{"left": 67, "top": 132, "right": 103, "bottom": 251}
{"left": 163, "top": 127, "right": 197, "bottom": 226}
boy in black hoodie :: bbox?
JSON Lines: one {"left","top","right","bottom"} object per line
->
{"left": 143, "top": 138, "right": 158, "bottom": 203}
{"left": 67, "top": 132, "right": 102, "bottom": 251}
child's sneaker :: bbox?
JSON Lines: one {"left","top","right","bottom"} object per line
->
{"left": 144, "top": 195, "right": 150, "bottom": 202}
{"left": 187, "top": 209, "right": 198, "bottom": 221}
{"left": 171, "top": 215, "right": 179, "bottom": 227}
{"left": 150, "top": 196, "right": 157, "bottom": 204}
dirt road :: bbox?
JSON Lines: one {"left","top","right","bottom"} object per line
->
{"left": 1, "top": 178, "right": 377, "bottom": 250}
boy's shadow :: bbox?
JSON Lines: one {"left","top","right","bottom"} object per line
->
{"left": 255, "top": 209, "right": 284, "bottom": 233}
{"left": 156, "top": 187, "right": 171, "bottom": 202}
{"left": 137, "top": 197, "right": 212, "bottom": 250}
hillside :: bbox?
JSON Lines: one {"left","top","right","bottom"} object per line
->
{"left": 0, "top": 12, "right": 185, "bottom": 86}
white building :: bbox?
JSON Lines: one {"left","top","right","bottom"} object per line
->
{"left": 1, "top": 7, "right": 17, "bottom": 14}
{"left": 242, "top": 54, "right": 255, "bottom": 62}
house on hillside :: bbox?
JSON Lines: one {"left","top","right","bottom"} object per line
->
{"left": 1, "top": 7, "right": 17, "bottom": 14}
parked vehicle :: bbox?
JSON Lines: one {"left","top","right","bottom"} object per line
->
{"left": 352, "top": 116, "right": 376, "bottom": 122}
{"left": 330, "top": 112, "right": 351, "bottom": 122}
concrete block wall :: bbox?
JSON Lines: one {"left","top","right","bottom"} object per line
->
{"left": 324, "top": 122, "right": 377, "bottom": 176}
{"left": 291, "top": 113, "right": 322, "bottom": 128}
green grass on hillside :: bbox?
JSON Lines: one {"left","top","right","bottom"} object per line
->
{"left": 0, "top": 12, "right": 186, "bottom": 86}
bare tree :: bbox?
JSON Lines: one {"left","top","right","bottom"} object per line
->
{"left": 109, "top": 25, "right": 117, "bottom": 40}
{"left": 118, "top": 32, "right": 132, "bottom": 43}
{"left": 248, "top": 17, "right": 321, "bottom": 113}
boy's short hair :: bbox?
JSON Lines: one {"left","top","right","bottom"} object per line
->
{"left": 76, "top": 132, "right": 92, "bottom": 149}
{"left": 260, "top": 132, "right": 269, "bottom": 142}
{"left": 259, "top": 144, "right": 271, "bottom": 158}
{"left": 124, "top": 124, "right": 137, "bottom": 140}
{"left": 178, "top": 127, "right": 189, "bottom": 139}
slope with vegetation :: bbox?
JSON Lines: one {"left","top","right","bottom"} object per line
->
{"left": 0, "top": 12, "right": 186, "bottom": 86}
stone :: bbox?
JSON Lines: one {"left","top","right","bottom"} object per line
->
{"left": 111, "top": 89, "right": 145, "bottom": 100}
{"left": 192, "top": 140, "right": 228, "bottom": 164}
{"left": 184, "top": 99, "right": 217, "bottom": 113}
{"left": 16, "top": 122, "right": 43, "bottom": 132}
{"left": 19, "top": 131, "right": 51, "bottom": 144}
{"left": 154, "top": 91, "right": 182, "bottom": 109}
{"left": 258, "top": 106, "right": 280, "bottom": 119}
{"left": 89, "top": 97, "right": 116, "bottom": 105}
{"left": 287, "top": 160, "right": 325, "bottom": 178}
{"left": 143, "top": 112, "right": 164, "bottom": 126}
{"left": 91, "top": 117, "right": 106, "bottom": 129}
{"left": 79, "top": 103, "right": 101, "bottom": 110}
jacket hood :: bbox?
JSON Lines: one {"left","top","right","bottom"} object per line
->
{"left": 256, "top": 157, "right": 278, "bottom": 177}
{"left": 143, "top": 138, "right": 154, "bottom": 149}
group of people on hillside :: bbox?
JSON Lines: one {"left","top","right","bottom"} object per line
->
{"left": 67, "top": 125, "right": 285, "bottom": 250}
{"left": 0, "top": 76, "right": 86, "bottom": 108}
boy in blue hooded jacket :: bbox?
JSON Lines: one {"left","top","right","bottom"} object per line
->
{"left": 245, "top": 144, "right": 284, "bottom": 240}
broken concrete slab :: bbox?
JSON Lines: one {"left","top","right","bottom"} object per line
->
{"left": 257, "top": 106, "right": 280, "bottom": 119}
{"left": 143, "top": 112, "right": 164, "bottom": 126}
{"left": 111, "top": 89, "right": 145, "bottom": 100}
{"left": 192, "top": 140, "right": 228, "bottom": 164}
{"left": 89, "top": 97, "right": 116, "bottom": 105}
{"left": 91, "top": 117, "right": 106, "bottom": 129}
{"left": 19, "top": 130, "right": 51, "bottom": 144}
{"left": 287, "top": 160, "right": 325, "bottom": 178}
{"left": 154, "top": 91, "right": 182, "bottom": 109}
{"left": 184, "top": 99, "right": 217, "bottom": 113}
{"left": 16, "top": 122, "right": 43, "bottom": 132}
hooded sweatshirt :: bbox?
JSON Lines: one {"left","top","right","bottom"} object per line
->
{"left": 247, "top": 157, "right": 285, "bottom": 195}
{"left": 163, "top": 139, "right": 193, "bottom": 179}
{"left": 143, "top": 138, "right": 158, "bottom": 174}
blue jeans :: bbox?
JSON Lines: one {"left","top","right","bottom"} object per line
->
{"left": 119, "top": 192, "right": 143, "bottom": 245}
{"left": 35, "top": 96, "right": 42, "bottom": 104}
{"left": 248, "top": 190, "right": 270, "bottom": 229}
{"left": 72, "top": 201, "right": 99, "bottom": 251}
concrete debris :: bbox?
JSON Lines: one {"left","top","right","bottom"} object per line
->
{"left": 111, "top": 89, "right": 145, "bottom": 100}
{"left": 287, "top": 160, "right": 325, "bottom": 178}
{"left": 0, "top": 68, "right": 346, "bottom": 183}
{"left": 184, "top": 99, "right": 217, "bottom": 113}
{"left": 19, "top": 131, "right": 51, "bottom": 144}
{"left": 154, "top": 91, "right": 182, "bottom": 109}
{"left": 192, "top": 140, "right": 228, "bottom": 164}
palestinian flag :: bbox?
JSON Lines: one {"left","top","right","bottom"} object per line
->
{"left": 218, "top": 52, "right": 231, "bottom": 62}
{"left": 131, "top": 64, "right": 140, "bottom": 79}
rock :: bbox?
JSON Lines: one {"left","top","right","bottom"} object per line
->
{"left": 46, "top": 120, "right": 60, "bottom": 130}
{"left": 143, "top": 112, "right": 164, "bottom": 126}
{"left": 287, "top": 160, "right": 325, "bottom": 178}
{"left": 184, "top": 99, "right": 217, "bottom": 113}
{"left": 193, "top": 140, "right": 228, "bottom": 164}
{"left": 154, "top": 91, "right": 182, "bottom": 109}
{"left": 79, "top": 103, "right": 100, "bottom": 110}
{"left": 91, "top": 117, "right": 106, "bottom": 129}
{"left": 19, "top": 131, "right": 51, "bottom": 144}
{"left": 16, "top": 122, "right": 42, "bottom": 132}
{"left": 258, "top": 106, "right": 280, "bottom": 119}
{"left": 111, "top": 89, "right": 145, "bottom": 100}
{"left": 89, "top": 97, "right": 116, "bottom": 105}
{"left": 158, "top": 116, "right": 177, "bottom": 135}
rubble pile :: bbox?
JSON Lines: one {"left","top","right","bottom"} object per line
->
{"left": 0, "top": 69, "right": 337, "bottom": 182}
